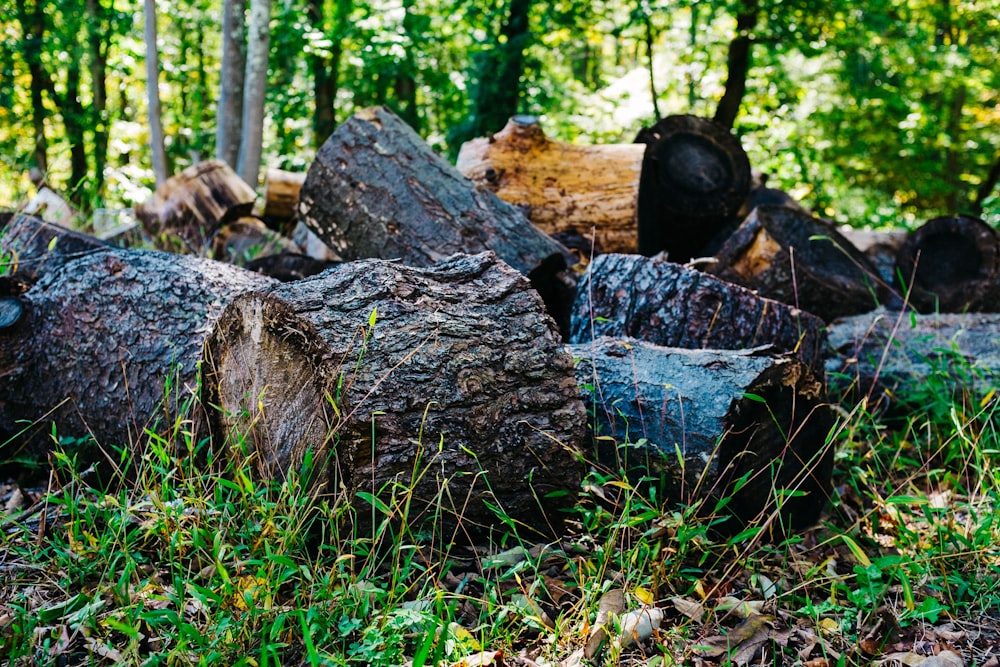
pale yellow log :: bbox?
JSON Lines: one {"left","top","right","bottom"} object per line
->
{"left": 262, "top": 168, "right": 307, "bottom": 221}
{"left": 456, "top": 116, "right": 645, "bottom": 255}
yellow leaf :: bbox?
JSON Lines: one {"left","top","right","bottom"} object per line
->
{"left": 633, "top": 586, "right": 654, "bottom": 606}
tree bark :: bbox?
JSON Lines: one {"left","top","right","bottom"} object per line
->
{"left": 714, "top": 0, "right": 758, "bottom": 129}
{"left": 894, "top": 214, "right": 1000, "bottom": 313}
{"left": 16, "top": 0, "right": 49, "bottom": 174}
{"left": 298, "top": 106, "right": 575, "bottom": 330}
{"left": 236, "top": 0, "right": 272, "bottom": 189}
{"left": 144, "top": 0, "right": 169, "bottom": 185}
{"left": 216, "top": 0, "right": 246, "bottom": 167}
{"left": 307, "top": 0, "right": 351, "bottom": 147}
{"left": 456, "top": 116, "right": 646, "bottom": 255}
{"left": 202, "top": 251, "right": 585, "bottom": 538}
{"left": 0, "top": 213, "right": 110, "bottom": 282}
{"left": 709, "top": 205, "right": 890, "bottom": 321}
{"left": 571, "top": 337, "right": 833, "bottom": 533}
{"left": 634, "top": 114, "right": 752, "bottom": 262}
{"left": 0, "top": 248, "right": 275, "bottom": 463}
{"left": 973, "top": 154, "right": 1000, "bottom": 217}
{"left": 87, "top": 0, "right": 110, "bottom": 200}
{"left": 826, "top": 308, "right": 1000, "bottom": 411}
{"left": 569, "top": 253, "right": 826, "bottom": 369}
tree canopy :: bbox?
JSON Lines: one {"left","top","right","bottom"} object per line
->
{"left": 0, "top": 0, "right": 997, "bottom": 228}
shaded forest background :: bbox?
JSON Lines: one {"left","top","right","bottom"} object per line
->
{"left": 1, "top": 0, "right": 997, "bottom": 229}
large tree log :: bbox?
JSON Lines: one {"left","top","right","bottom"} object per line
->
{"left": 569, "top": 253, "right": 826, "bottom": 369}
{"left": 826, "top": 308, "right": 1000, "bottom": 410}
{"left": 634, "top": 115, "right": 752, "bottom": 262}
{"left": 455, "top": 115, "right": 645, "bottom": 256}
{"left": 709, "top": 205, "right": 890, "bottom": 321}
{"left": 297, "top": 107, "right": 575, "bottom": 330}
{"left": 202, "top": 251, "right": 586, "bottom": 537}
{"left": 0, "top": 212, "right": 110, "bottom": 281}
{"left": 572, "top": 337, "right": 833, "bottom": 532}
{"left": 260, "top": 167, "right": 307, "bottom": 229}
{"left": 135, "top": 159, "right": 257, "bottom": 253}
{"left": 0, "top": 249, "right": 276, "bottom": 462}
{"left": 893, "top": 215, "right": 1000, "bottom": 313}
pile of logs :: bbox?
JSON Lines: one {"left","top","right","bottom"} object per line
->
{"left": 2, "top": 107, "right": 996, "bottom": 539}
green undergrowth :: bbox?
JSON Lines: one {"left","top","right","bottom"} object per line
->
{"left": 1, "top": 358, "right": 999, "bottom": 666}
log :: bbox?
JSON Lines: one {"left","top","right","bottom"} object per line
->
{"left": 839, "top": 227, "right": 908, "bottom": 291}
{"left": 0, "top": 212, "right": 110, "bottom": 281}
{"left": 893, "top": 215, "right": 1000, "bottom": 313}
{"left": 571, "top": 337, "right": 833, "bottom": 532}
{"left": 0, "top": 248, "right": 276, "bottom": 462}
{"left": 135, "top": 159, "right": 257, "bottom": 253}
{"left": 709, "top": 205, "right": 890, "bottom": 321}
{"left": 825, "top": 308, "right": 1000, "bottom": 410}
{"left": 202, "top": 251, "right": 586, "bottom": 536}
{"left": 244, "top": 252, "right": 338, "bottom": 281}
{"left": 569, "top": 253, "right": 826, "bottom": 369}
{"left": 635, "top": 115, "right": 752, "bottom": 262}
{"left": 297, "top": 107, "right": 575, "bottom": 330}
{"left": 261, "top": 167, "right": 307, "bottom": 231}
{"left": 209, "top": 217, "right": 301, "bottom": 265}
{"left": 455, "top": 115, "right": 645, "bottom": 255}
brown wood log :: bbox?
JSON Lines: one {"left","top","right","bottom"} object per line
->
{"left": 893, "top": 215, "right": 1000, "bottom": 313}
{"left": 455, "top": 115, "right": 645, "bottom": 256}
{"left": 635, "top": 115, "right": 752, "bottom": 262}
{"left": 202, "top": 251, "right": 586, "bottom": 537}
{"left": 569, "top": 253, "right": 826, "bottom": 369}
{"left": 0, "top": 212, "right": 110, "bottom": 281}
{"left": 826, "top": 308, "right": 1000, "bottom": 410}
{"left": 209, "top": 217, "right": 301, "bottom": 266}
{"left": 261, "top": 167, "right": 306, "bottom": 230}
{"left": 0, "top": 248, "right": 276, "bottom": 462}
{"left": 839, "top": 227, "right": 908, "bottom": 290}
{"left": 708, "top": 205, "right": 890, "bottom": 321}
{"left": 298, "top": 107, "right": 575, "bottom": 332}
{"left": 571, "top": 337, "right": 833, "bottom": 533}
{"left": 135, "top": 159, "right": 257, "bottom": 253}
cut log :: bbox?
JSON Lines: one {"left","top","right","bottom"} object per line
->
{"left": 0, "top": 248, "right": 276, "bottom": 462}
{"left": 455, "top": 115, "right": 645, "bottom": 255}
{"left": 298, "top": 106, "right": 575, "bottom": 331}
{"left": 839, "top": 227, "right": 908, "bottom": 291}
{"left": 260, "top": 167, "right": 306, "bottom": 231}
{"left": 635, "top": 115, "right": 752, "bottom": 262}
{"left": 571, "top": 337, "right": 833, "bottom": 532}
{"left": 569, "top": 253, "right": 826, "bottom": 369}
{"left": 0, "top": 212, "right": 110, "bottom": 281}
{"left": 826, "top": 308, "right": 1000, "bottom": 410}
{"left": 893, "top": 215, "right": 1000, "bottom": 313}
{"left": 244, "top": 252, "right": 338, "bottom": 281}
{"left": 135, "top": 159, "right": 257, "bottom": 253}
{"left": 209, "top": 217, "right": 301, "bottom": 266}
{"left": 202, "top": 251, "right": 586, "bottom": 537}
{"left": 708, "top": 205, "right": 890, "bottom": 321}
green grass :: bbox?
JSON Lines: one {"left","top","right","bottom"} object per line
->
{"left": 2, "top": 356, "right": 999, "bottom": 666}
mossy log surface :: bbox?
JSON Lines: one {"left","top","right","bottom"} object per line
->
{"left": 571, "top": 337, "right": 834, "bottom": 532}
{"left": 202, "top": 251, "right": 586, "bottom": 537}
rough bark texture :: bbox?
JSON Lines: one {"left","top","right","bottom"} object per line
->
{"left": 0, "top": 213, "right": 110, "bottom": 281}
{"left": 455, "top": 115, "right": 645, "bottom": 255}
{"left": 235, "top": 0, "right": 272, "bottom": 189}
{"left": 135, "top": 160, "right": 257, "bottom": 253}
{"left": 215, "top": 0, "right": 246, "bottom": 167}
{"left": 709, "top": 205, "right": 889, "bottom": 321}
{"left": 202, "top": 251, "right": 586, "bottom": 537}
{"left": 894, "top": 215, "right": 1000, "bottom": 313}
{"left": 635, "top": 114, "right": 752, "bottom": 262}
{"left": 298, "top": 106, "right": 575, "bottom": 332}
{"left": 0, "top": 248, "right": 275, "bottom": 462}
{"left": 572, "top": 337, "right": 833, "bottom": 533}
{"left": 569, "top": 254, "right": 826, "bottom": 369}
{"left": 826, "top": 308, "right": 1000, "bottom": 410}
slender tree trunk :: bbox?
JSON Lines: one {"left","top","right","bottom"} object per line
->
{"left": 236, "top": 0, "right": 272, "bottom": 189}
{"left": 714, "top": 0, "right": 758, "bottom": 129}
{"left": 944, "top": 83, "right": 966, "bottom": 212}
{"left": 308, "top": 0, "right": 351, "bottom": 147}
{"left": 391, "top": 0, "right": 419, "bottom": 131}
{"left": 216, "top": 0, "right": 246, "bottom": 166}
{"left": 87, "top": 0, "right": 109, "bottom": 200}
{"left": 642, "top": 11, "right": 661, "bottom": 119}
{"left": 973, "top": 155, "right": 1000, "bottom": 216}
{"left": 16, "top": 0, "right": 49, "bottom": 173}
{"left": 144, "top": 0, "right": 169, "bottom": 184}
{"left": 64, "top": 56, "right": 89, "bottom": 203}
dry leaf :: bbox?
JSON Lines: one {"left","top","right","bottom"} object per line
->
{"left": 584, "top": 588, "right": 625, "bottom": 659}
{"left": 670, "top": 596, "right": 705, "bottom": 622}
{"left": 696, "top": 614, "right": 775, "bottom": 659}
{"left": 717, "top": 596, "right": 764, "bottom": 618}
{"left": 449, "top": 650, "right": 503, "bottom": 667}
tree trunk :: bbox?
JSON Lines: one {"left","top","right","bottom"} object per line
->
{"left": 973, "top": 155, "right": 1000, "bottom": 217}
{"left": 298, "top": 106, "right": 575, "bottom": 330}
{"left": 571, "top": 337, "right": 833, "bottom": 534}
{"left": 634, "top": 114, "right": 752, "bottom": 262}
{"left": 0, "top": 213, "right": 109, "bottom": 281}
{"left": 236, "top": 0, "right": 272, "bottom": 189}
{"left": 216, "top": 0, "right": 246, "bottom": 167}
{"left": 714, "top": 0, "right": 758, "bottom": 129}
{"left": 893, "top": 214, "right": 999, "bottom": 313}
{"left": 202, "top": 251, "right": 586, "bottom": 538}
{"left": 456, "top": 116, "right": 645, "bottom": 256}
{"left": 87, "top": 0, "right": 110, "bottom": 200}
{"left": 64, "top": 55, "right": 89, "bottom": 205}
{"left": 709, "top": 205, "right": 889, "bottom": 321}
{"left": 0, "top": 248, "right": 275, "bottom": 463}
{"left": 569, "top": 253, "right": 826, "bottom": 369}
{"left": 826, "top": 308, "right": 1000, "bottom": 411}
{"left": 16, "top": 0, "right": 49, "bottom": 174}
{"left": 135, "top": 159, "right": 258, "bottom": 254}
{"left": 144, "top": 0, "right": 169, "bottom": 185}
{"left": 307, "top": 0, "right": 351, "bottom": 147}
